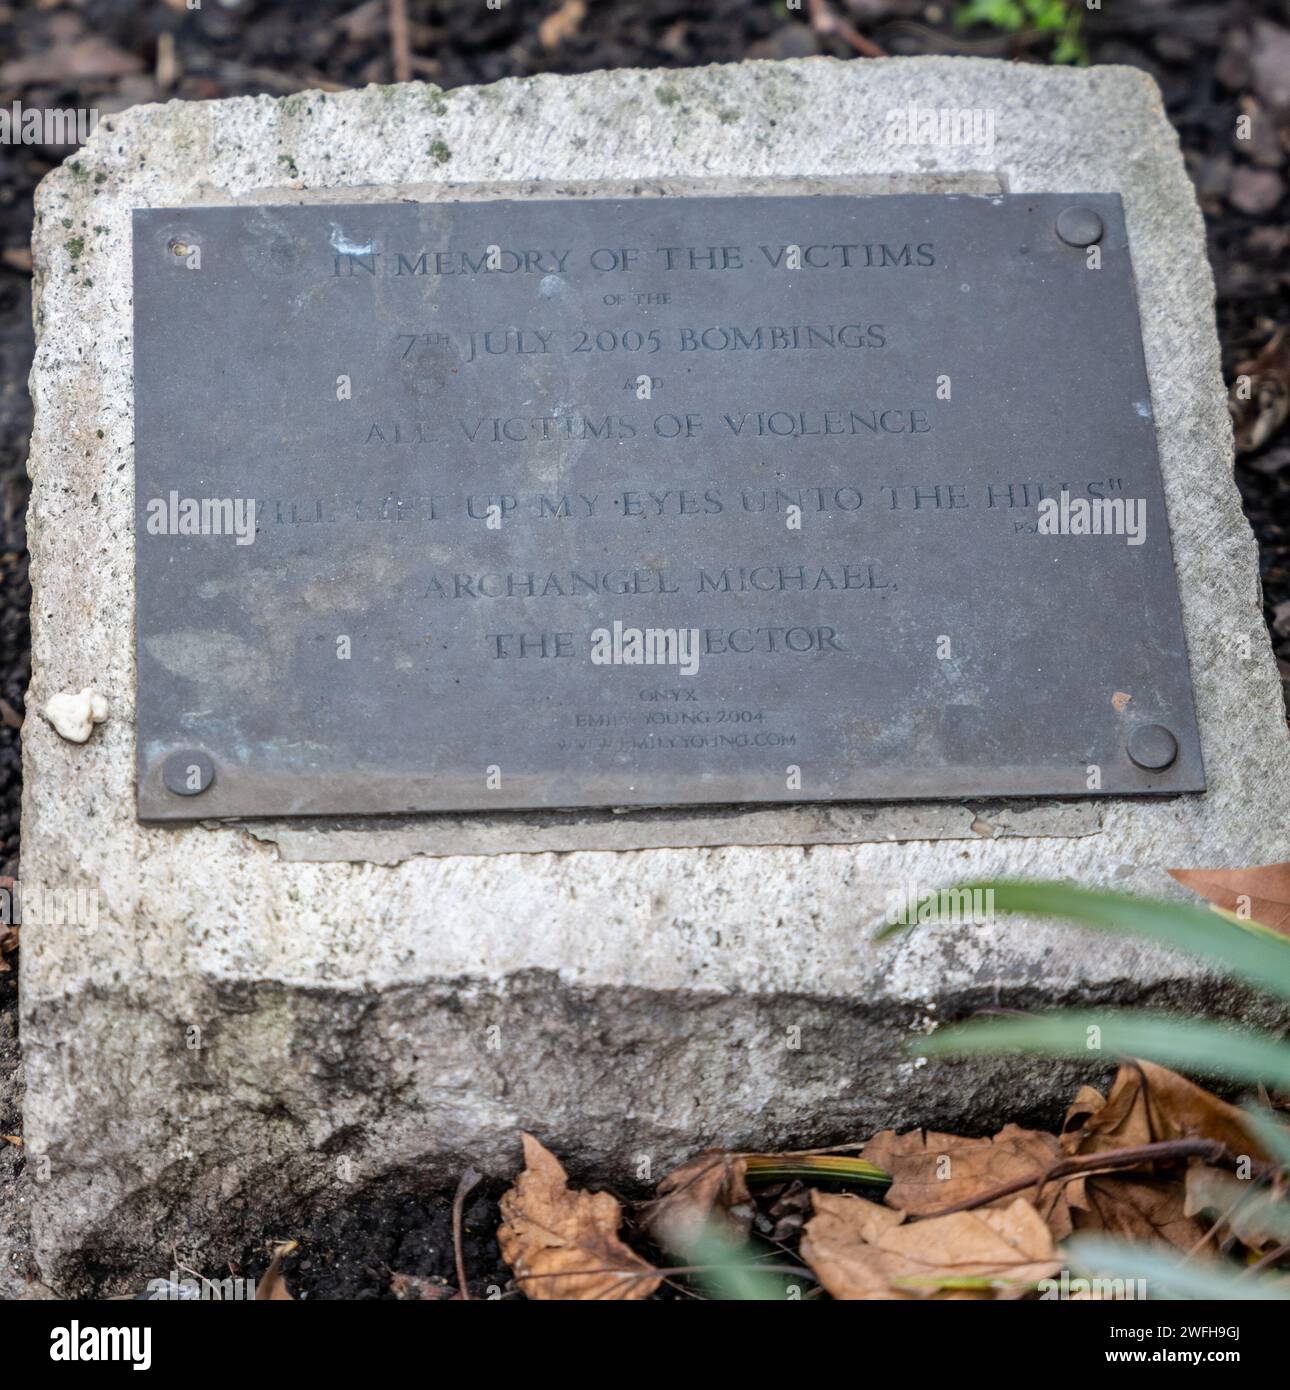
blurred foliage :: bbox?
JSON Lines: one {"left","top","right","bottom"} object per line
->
{"left": 956, "top": 0, "right": 1088, "bottom": 64}
{"left": 912, "top": 880, "right": 1290, "bottom": 1298}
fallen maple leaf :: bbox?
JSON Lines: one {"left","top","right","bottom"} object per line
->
{"left": 802, "top": 1193, "right": 1059, "bottom": 1300}
{"left": 862, "top": 1124, "right": 1074, "bottom": 1239}
{"left": 255, "top": 1240, "right": 297, "bottom": 1300}
{"left": 498, "top": 1133, "right": 660, "bottom": 1300}
{"left": 642, "top": 1149, "right": 753, "bottom": 1257}
{"left": 1168, "top": 862, "right": 1290, "bottom": 936}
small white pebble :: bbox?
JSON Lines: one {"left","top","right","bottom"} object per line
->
{"left": 44, "top": 688, "right": 109, "bottom": 743}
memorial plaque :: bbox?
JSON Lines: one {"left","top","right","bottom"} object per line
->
{"left": 133, "top": 194, "right": 1203, "bottom": 820}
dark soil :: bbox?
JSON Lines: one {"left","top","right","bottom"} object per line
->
{"left": 0, "top": 0, "right": 1287, "bottom": 1298}
{"left": 253, "top": 1182, "right": 512, "bottom": 1301}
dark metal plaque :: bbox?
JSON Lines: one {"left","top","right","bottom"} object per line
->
{"left": 133, "top": 194, "right": 1204, "bottom": 820}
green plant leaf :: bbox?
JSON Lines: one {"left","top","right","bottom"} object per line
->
{"left": 1051, "top": 26, "right": 1088, "bottom": 65}
{"left": 682, "top": 1228, "right": 806, "bottom": 1301}
{"left": 1067, "top": 1236, "right": 1290, "bottom": 1300}
{"left": 744, "top": 1155, "right": 891, "bottom": 1188}
{"left": 917, "top": 1010, "right": 1290, "bottom": 1091}
{"left": 1024, "top": 0, "right": 1068, "bottom": 32}
{"left": 955, "top": 0, "right": 1026, "bottom": 32}
{"left": 882, "top": 881, "right": 1290, "bottom": 1004}
{"left": 1241, "top": 1106, "right": 1290, "bottom": 1170}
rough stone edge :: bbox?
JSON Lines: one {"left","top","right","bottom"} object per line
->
{"left": 26, "top": 966, "right": 1290, "bottom": 1296}
{"left": 241, "top": 799, "right": 1102, "bottom": 863}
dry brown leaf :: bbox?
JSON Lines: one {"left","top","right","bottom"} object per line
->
{"left": 1168, "top": 862, "right": 1290, "bottom": 936}
{"left": 1061, "top": 1060, "right": 1269, "bottom": 1161}
{"left": 0, "top": 910, "right": 17, "bottom": 972}
{"left": 538, "top": 0, "right": 587, "bottom": 50}
{"left": 498, "top": 1133, "right": 660, "bottom": 1300}
{"left": 802, "top": 1193, "right": 1059, "bottom": 1300}
{"left": 862, "top": 1124, "right": 1073, "bottom": 1239}
{"left": 1230, "top": 328, "right": 1290, "bottom": 454}
{"left": 255, "top": 1240, "right": 297, "bottom": 1300}
{"left": 642, "top": 1149, "right": 753, "bottom": 1256}
{"left": 1073, "top": 1174, "right": 1206, "bottom": 1250}
{"left": 1057, "top": 1060, "right": 1270, "bottom": 1247}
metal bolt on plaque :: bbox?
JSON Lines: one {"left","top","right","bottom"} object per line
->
{"left": 1055, "top": 206, "right": 1105, "bottom": 248}
{"left": 162, "top": 751, "right": 215, "bottom": 797}
{"left": 1125, "top": 724, "right": 1179, "bottom": 772}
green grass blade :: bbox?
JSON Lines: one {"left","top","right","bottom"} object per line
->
{"left": 890, "top": 1274, "right": 1039, "bottom": 1293}
{"left": 1067, "top": 1236, "right": 1290, "bottom": 1301}
{"left": 917, "top": 1010, "right": 1290, "bottom": 1090}
{"left": 682, "top": 1229, "right": 805, "bottom": 1302}
{"left": 1241, "top": 1106, "right": 1290, "bottom": 1170}
{"left": 744, "top": 1155, "right": 891, "bottom": 1188}
{"left": 881, "top": 881, "right": 1290, "bottom": 1004}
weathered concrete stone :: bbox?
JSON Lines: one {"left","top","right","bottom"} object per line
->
{"left": 22, "top": 57, "right": 1290, "bottom": 1293}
